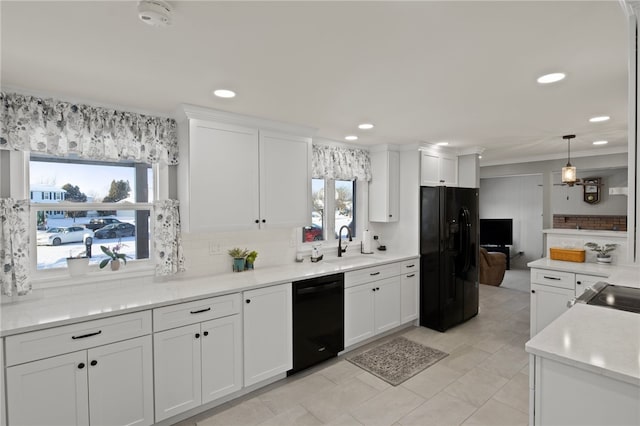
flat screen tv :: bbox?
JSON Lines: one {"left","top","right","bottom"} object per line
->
{"left": 480, "top": 218, "right": 513, "bottom": 246}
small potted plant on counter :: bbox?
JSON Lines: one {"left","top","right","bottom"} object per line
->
{"left": 99, "top": 242, "right": 129, "bottom": 271}
{"left": 228, "top": 247, "right": 249, "bottom": 272}
{"left": 584, "top": 242, "right": 617, "bottom": 264}
{"left": 245, "top": 250, "right": 258, "bottom": 270}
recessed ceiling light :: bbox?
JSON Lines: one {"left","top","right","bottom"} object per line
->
{"left": 593, "top": 140, "right": 608, "bottom": 145}
{"left": 589, "top": 116, "right": 610, "bottom": 123}
{"left": 213, "top": 89, "right": 236, "bottom": 98}
{"left": 537, "top": 73, "right": 566, "bottom": 84}
{"left": 345, "top": 135, "right": 358, "bottom": 141}
{"left": 358, "top": 123, "right": 374, "bottom": 130}
{"left": 436, "top": 141, "right": 449, "bottom": 146}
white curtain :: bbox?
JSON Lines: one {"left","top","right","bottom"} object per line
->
{"left": 0, "top": 92, "right": 179, "bottom": 165}
{"left": 153, "top": 200, "right": 186, "bottom": 276}
{"left": 0, "top": 199, "right": 31, "bottom": 296}
{"left": 312, "top": 144, "right": 372, "bottom": 181}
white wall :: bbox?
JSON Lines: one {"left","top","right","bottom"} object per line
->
{"left": 480, "top": 175, "right": 544, "bottom": 266}
{"left": 551, "top": 168, "right": 628, "bottom": 215}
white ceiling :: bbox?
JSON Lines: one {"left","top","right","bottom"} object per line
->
{"left": 0, "top": 1, "right": 630, "bottom": 165}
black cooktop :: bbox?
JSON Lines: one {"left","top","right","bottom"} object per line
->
{"left": 587, "top": 284, "right": 640, "bottom": 314}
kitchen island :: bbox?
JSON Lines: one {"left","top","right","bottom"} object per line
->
{"left": 525, "top": 260, "right": 640, "bottom": 425}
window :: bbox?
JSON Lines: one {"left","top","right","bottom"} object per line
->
{"left": 30, "top": 154, "right": 154, "bottom": 271}
{"left": 302, "top": 179, "right": 356, "bottom": 242}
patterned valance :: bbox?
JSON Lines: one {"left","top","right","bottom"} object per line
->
{"left": 0, "top": 92, "right": 179, "bottom": 165}
{"left": 312, "top": 144, "right": 371, "bottom": 181}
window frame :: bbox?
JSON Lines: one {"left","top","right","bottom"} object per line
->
{"left": 7, "top": 150, "right": 166, "bottom": 287}
{"left": 298, "top": 177, "right": 367, "bottom": 254}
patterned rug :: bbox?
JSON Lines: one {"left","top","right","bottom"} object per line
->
{"left": 346, "top": 336, "right": 448, "bottom": 386}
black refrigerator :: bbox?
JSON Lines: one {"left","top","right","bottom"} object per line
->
{"left": 420, "top": 186, "right": 479, "bottom": 332}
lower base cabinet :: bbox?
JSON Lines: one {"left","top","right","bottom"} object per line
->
{"left": 345, "top": 277, "right": 401, "bottom": 347}
{"left": 6, "top": 335, "right": 153, "bottom": 426}
{"left": 530, "top": 283, "right": 574, "bottom": 337}
{"left": 153, "top": 315, "right": 242, "bottom": 421}
{"left": 243, "top": 283, "right": 292, "bottom": 387}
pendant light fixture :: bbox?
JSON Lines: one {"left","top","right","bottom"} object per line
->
{"left": 561, "top": 134, "right": 577, "bottom": 186}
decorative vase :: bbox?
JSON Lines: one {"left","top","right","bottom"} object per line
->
{"left": 111, "top": 260, "right": 121, "bottom": 271}
{"left": 67, "top": 257, "right": 89, "bottom": 277}
{"left": 232, "top": 258, "right": 245, "bottom": 272}
{"left": 245, "top": 261, "right": 254, "bottom": 270}
{"left": 596, "top": 255, "right": 612, "bottom": 264}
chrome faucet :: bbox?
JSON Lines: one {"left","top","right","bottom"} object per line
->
{"left": 338, "top": 225, "right": 353, "bottom": 257}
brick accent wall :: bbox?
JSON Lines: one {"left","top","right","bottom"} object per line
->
{"left": 553, "top": 214, "right": 627, "bottom": 231}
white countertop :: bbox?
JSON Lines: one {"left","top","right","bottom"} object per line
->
{"left": 527, "top": 258, "right": 640, "bottom": 287}
{"left": 542, "top": 228, "right": 628, "bottom": 237}
{"left": 525, "top": 303, "right": 640, "bottom": 386}
{"left": 0, "top": 252, "right": 418, "bottom": 337}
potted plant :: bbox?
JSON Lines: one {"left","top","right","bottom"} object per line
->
{"left": 99, "top": 243, "right": 129, "bottom": 271}
{"left": 228, "top": 247, "right": 248, "bottom": 272}
{"left": 66, "top": 250, "right": 89, "bottom": 276}
{"left": 584, "top": 242, "right": 617, "bottom": 264}
{"left": 245, "top": 250, "right": 258, "bottom": 270}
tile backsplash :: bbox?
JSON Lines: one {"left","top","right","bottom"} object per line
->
{"left": 553, "top": 214, "right": 627, "bottom": 231}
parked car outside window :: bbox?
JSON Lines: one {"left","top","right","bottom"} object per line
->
{"left": 37, "top": 226, "right": 94, "bottom": 246}
{"left": 94, "top": 223, "right": 136, "bottom": 239}
{"left": 86, "top": 217, "right": 122, "bottom": 231}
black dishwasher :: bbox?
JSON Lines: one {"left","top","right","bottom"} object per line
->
{"left": 289, "top": 273, "right": 344, "bottom": 375}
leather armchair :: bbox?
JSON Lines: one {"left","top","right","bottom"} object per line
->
{"left": 479, "top": 247, "right": 507, "bottom": 286}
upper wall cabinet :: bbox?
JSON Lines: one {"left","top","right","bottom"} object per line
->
{"left": 420, "top": 149, "right": 458, "bottom": 187}
{"left": 369, "top": 149, "right": 400, "bottom": 222}
{"left": 178, "top": 106, "right": 314, "bottom": 233}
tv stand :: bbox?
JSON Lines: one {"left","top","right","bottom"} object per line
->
{"left": 481, "top": 245, "right": 510, "bottom": 270}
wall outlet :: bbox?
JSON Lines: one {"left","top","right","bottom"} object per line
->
{"left": 209, "top": 242, "right": 222, "bottom": 255}
{"left": 518, "top": 251, "right": 524, "bottom": 255}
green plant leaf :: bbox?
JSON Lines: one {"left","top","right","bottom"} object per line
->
{"left": 99, "top": 259, "right": 110, "bottom": 269}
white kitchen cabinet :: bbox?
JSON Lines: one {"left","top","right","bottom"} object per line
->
{"left": 574, "top": 273, "right": 601, "bottom": 297}
{"left": 258, "top": 130, "right": 311, "bottom": 229}
{"left": 153, "top": 294, "right": 242, "bottom": 421}
{"left": 530, "top": 283, "right": 574, "bottom": 337}
{"left": 6, "top": 335, "right": 153, "bottom": 426}
{"left": 345, "top": 276, "right": 401, "bottom": 347}
{"left": 369, "top": 150, "right": 400, "bottom": 222}
{"left": 400, "top": 260, "right": 419, "bottom": 324}
{"left": 243, "top": 283, "right": 292, "bottom": 387}
{"left": 5, "top": 311, "right": 153, "bottom": 426}
{"left": 179, "top": 107, "right": 313, "bottom": 233}
{"left": 420, "top": 150, "right": 458, "bottom": 187}
{"left": 153, "top": 315, "right": 242, "bottom": 421}
{"left": 1, "top": 339, "right": 5, "bottom": 426}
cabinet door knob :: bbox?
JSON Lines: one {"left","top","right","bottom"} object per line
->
{"left": 262, "top": 219, "right": 266, "bottom": 223}
{"left": 78, "top": 363, "right": 85, "bottom": 370}
{"left": 195, "top": 333, "right": 200, "bottom": 339}
{"left": 255, "top": 219, "right": 259, "bottom": 224}
{"left": 389, "top": 214, "right": 393, "bottom": 218}
{"left": 90, "top": 360, "right": 98, "bottom": 366}
{"left": 246, "top": 299, "right": 251, "bottom": 304}
{"left": 531, "top": 290, "right": 536, "bottom": 294}
{"left": 376, "top": 287, "right": 380, "bottom": 291}
{"left": 577, "top": 281, "right": 582, "bottom": 285}
{"left": 203, "top": 331, "right": 209, "bottom": 337}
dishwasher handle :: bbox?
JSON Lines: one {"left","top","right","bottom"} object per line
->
{"left": 296, "top": 282, "right": 342, "bottom": 295}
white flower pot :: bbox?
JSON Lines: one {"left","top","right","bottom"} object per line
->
{"left": 67, "top": 257, "right": 90, "bottom": 276}
{"left": 596, "top": 255, "right": 612, "bottom": 264}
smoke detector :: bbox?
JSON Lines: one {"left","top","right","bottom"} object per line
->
{"left": 138, "top": 0, "right": 172, "bottom": 27}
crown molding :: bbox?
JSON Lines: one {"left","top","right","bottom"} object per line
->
{"left": 180, "top": 103, "right": 317, "bottom": 137}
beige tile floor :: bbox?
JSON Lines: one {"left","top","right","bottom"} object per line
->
{"left": 176, "top": 283, "right": 531, "bottom": 426}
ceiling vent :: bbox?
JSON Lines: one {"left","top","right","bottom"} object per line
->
{"left": 138, "top": 0, "right": 172, "bottom": 27}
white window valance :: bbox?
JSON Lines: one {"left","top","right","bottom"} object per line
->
{"left": 312, "top": 144, "right": 371, "bottom": 181}
{"left": 0, "top": 92, "right": 179, "bottom": 165}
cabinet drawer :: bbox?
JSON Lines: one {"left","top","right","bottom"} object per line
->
{"left": 530, "top": 269, "right": 574, "bottom": 290}
{"left": 5, "top": 311, "right": 151, "bottom": 366}
{"left": 401, "top": 259, "right": 419, "bottom": 275}
{"left": 345, "top": 263, "right": 402, "bottom": 288}
{"left": 153, "top": 293, "right": 241, "bottom": 332}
